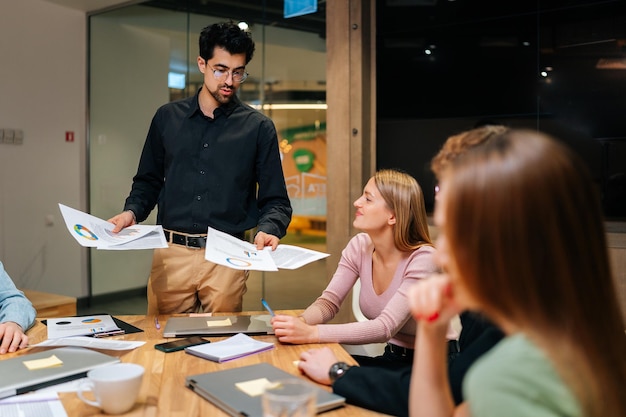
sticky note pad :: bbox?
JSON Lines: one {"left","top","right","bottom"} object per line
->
{"left": 235, "top": 378, "right": 281, "bottom": 397}
{"left": 205, "top": 318, "right": 232, "bottom": 327}
{"left": 23, "top": 354, "right": 63, "bottom": 370}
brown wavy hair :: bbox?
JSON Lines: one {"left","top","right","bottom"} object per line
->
{"left": 441, "top": 129, "right": 626, "bottom": 417}
{"left": 430, "top": 125, "right": 509, "bottom": 179}
{"left": 374, "top": 169, "right": 433, "bottom": 252}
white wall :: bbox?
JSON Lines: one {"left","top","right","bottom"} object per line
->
{"left": 89, "top": 14, "right": 170, "bottom": 295}
{"left": 0, "top": 0, "right": 88, "bottom": 296}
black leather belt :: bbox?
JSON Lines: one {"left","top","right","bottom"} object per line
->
{"left": 387, "top": 340, "right": 460, "bottom": 358}
{"left": 387, "top": 343, "right": 414, "bottom": 357}
{"left": 164, "top": 230, "right": 207, "bottom": 249}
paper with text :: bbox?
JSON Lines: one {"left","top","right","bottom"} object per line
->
{"left": 46, "top": 315, "right": 121, "bottom": 339}
{"left": 0, "top": 392, "right": 68, "bottom": 417}
{"left": 59, "top": 203, "right": 167, "bottom": 250}
{"left": 204, "top": 227, "right": 329, "bottom": 271}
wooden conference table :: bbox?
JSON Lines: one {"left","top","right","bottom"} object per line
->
{"left": 6, "top": 312, "right": 388, "bottom": 417}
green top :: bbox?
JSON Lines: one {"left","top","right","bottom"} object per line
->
{"left": 464, "top": 333, "right": 583, "bottom": 417}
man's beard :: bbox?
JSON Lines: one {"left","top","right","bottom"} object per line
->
{"left": 210, "top": 85, "right": 234, "bottom": 105}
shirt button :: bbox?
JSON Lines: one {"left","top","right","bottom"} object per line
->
{"left": 203, "top": 143, "right": 208, "bottom": 148}
{"left": 200, "top": 170, "right": 205, "bottom": 175}
{"left": 197, "top": 195, "right": 201, "bottom": 200}
{"left": 193, "top": 223, "right": 198, "bottom": 228}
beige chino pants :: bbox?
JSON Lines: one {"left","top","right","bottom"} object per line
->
{"left": 146, "top": 244, "right": 248, "bottom": 314}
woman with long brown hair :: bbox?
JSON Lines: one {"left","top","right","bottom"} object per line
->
{"left": 409, "top": 129, "right": 626, "bottom": 417}
{"left": 272, "top": 169, "right": 450, "bottom": 365}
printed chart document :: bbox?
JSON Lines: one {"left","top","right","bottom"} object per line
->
{"left": 0, "top": 392, "right": 68, "bottom": 417}
{"left": 185, "top": 333, "right": 274, "bottom": 363}
{"left": 59, "top": 203, "right": 167, "bottom": 250}
{"left": 46, "top": 315, "right": 122, "bottom": 339}
{"left": 204, "top": 227, "right": 329, "bottom": 271}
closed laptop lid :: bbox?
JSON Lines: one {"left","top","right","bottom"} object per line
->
{"left": 0, "top": 346, "right": 120, "bottom": 399}
{"left": 186, "top": 362, "right": 345, "bottom": 417}
{"left": 163, "top": 315, "right": 274, "bottom": 338}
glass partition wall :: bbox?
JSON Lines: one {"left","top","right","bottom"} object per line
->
{"left": 89, "top": 2, "right": 327, "bottom": 310}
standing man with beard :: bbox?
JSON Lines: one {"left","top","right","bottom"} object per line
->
{"left": 108, "top": 21, "right": 292, "bottom": 314}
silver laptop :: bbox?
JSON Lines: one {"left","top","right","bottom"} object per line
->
{"left": 186, "top": 363, "right": 345, "bottom": 417}
{"left": 162, "top": 315, "right": 274, "bottom": 338}
{"left": 0, "top": 346, "right": 120, "bottom": 399}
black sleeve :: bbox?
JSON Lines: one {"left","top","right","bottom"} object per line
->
{"left": 332, "top": 365, "right": 411, "bottom": 417}
{"left": 448, "top": 312, "right": 505, "bottom": 404}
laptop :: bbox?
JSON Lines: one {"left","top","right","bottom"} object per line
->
{"left": 162, "top": 315, "right": 274, "bottom": 338}
{"left": 0, "top": 346, "right": 120, "bottom": 399}
{"left": 186, "top": 363, "right": 345, "bottom": 417}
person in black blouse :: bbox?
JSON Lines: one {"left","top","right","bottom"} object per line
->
{"left": 108, "top": 21, "right": 291, "bottom": 314}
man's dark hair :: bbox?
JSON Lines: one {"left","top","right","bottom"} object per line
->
{"left": 199, "top": 21, "right": 255, "bottom": 64}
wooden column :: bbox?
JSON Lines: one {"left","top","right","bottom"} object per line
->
{"left": 326, "top": 0, "right": 376, "bottom": 322}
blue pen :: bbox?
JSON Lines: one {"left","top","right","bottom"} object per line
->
{"left": 261, "top": 298, "right": 275, "bottom": 316}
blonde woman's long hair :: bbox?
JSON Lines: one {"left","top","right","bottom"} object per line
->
{"left": 442, "top": 130, "right": 626, "bottom": 417}
{"left": 374, "top": 169, "right": 433, "bottom": 252}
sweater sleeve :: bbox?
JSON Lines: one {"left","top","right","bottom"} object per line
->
{"left": 316, "top": 245, "right": 437, "bottom": 345}
{"left": 299, "top": 235, "right": 363, "bottom": 325}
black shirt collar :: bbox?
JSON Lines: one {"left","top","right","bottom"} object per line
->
{"left": 188, "top": 87, "right": 239, "bottom": 119}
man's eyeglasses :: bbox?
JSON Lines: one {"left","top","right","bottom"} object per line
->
{"left": 206, "top": 61, "right": 248, "bottom": 83}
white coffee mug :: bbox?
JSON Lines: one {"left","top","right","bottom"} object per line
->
{"left": 77, "top": 363, "right": 144, "bottom": 415}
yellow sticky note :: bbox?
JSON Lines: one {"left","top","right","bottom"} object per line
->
{"left": 23, "top": 354, "right": 63, "bottom": 370}
{"left": 205, "top": 318, "right": 232, "bottom": 327}
{"left": 235, "top": 378, "right": 279, "bottom": 397}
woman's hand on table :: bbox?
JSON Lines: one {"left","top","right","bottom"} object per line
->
{"left": 271, "top": 314, "right": 319, "bottom": 344}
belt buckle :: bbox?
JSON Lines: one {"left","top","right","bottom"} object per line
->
{"left": 389, "top": 343, "right": 407, "bottom": 357}
{"left": 185, "top": 236, "right": 201, "bottom": 250}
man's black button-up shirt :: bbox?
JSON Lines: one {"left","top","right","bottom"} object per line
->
{"left": 123, "top": 90, "right": 292, "bottom": 238}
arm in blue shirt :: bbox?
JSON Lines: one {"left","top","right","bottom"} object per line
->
{"left": 0, "top": 261, "right": 36, "bottom": 331}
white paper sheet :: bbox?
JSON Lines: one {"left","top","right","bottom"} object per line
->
{"left": 58, "top": 203, "right": 167, "bottom": 249}
{"left": 46, "top": 315, "right": 121, "bottom": 339}
{"left": 204, "top": 227, "right": 329, "bottom": 271}
{"left": 0, "top": 392, "right": 68, "bottom": 417}
{"left": 33, "top": 336, "right": 145, "bottom": 350}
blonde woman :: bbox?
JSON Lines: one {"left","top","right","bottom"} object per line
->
{"left": 272, "top": 169, "right": 451, "bottom": 364}
{"left": 410, "top": 130, "right": 626, "bottom": 417}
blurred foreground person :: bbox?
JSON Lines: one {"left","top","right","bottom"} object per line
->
{"left": 410, "top": 129, "right": 626, "bottom": 417}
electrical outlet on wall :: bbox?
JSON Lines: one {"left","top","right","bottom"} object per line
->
{"left": 0, "top": 129, "right": 23, "bottom": 145}
{"left": 14, "top": 129, "right": 23, "bottom": 144}
{"left": 3, "top": 129, "right": 14, "bottom": 144}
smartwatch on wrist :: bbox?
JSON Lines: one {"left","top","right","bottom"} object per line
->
{"left": 329, "top": 362, "right": 351, "bottom": 383}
